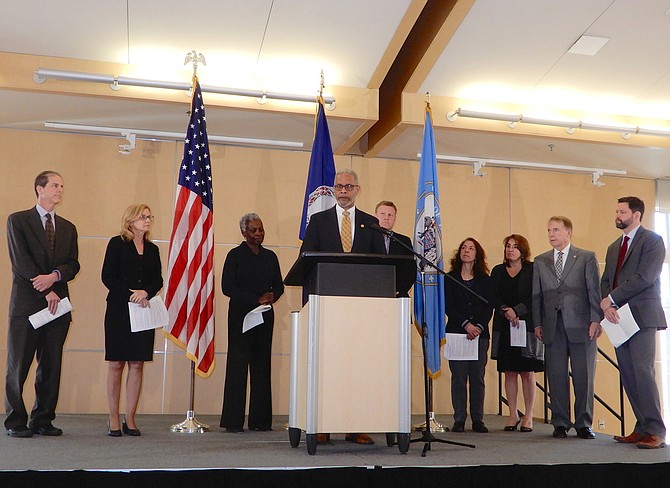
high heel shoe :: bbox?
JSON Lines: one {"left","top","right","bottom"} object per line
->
{"left": 122, "top": 421, "right": 141, "bottom": 437}
{"left": 108, "top": 421, "right": 122, "bottom": 437}
{"left": 504, "top": 418, "right": 521, "bottom": 432}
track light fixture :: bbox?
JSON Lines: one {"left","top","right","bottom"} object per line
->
{"left": 447, "top": 107, "right": 670, "bottom": 140}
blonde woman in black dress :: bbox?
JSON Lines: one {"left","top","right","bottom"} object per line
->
{"left": 490, "top": 234, "right": 542, "bottom": 432}
{"left": 102, "top": 204, "right": 163, "bottom": 437}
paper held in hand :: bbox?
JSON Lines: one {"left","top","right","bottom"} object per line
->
{"left": 29, "top": 297, "right": 73, "bottom": 329}
{"left": 601, "top": 303, "right": 640, "bottom": 348}
{"left": 129, "top": 296, "right": 169, "bottom": 333}
{"left": 243, "top": 304, "right": 272, "bottom": 333}
{"left": 444, "top": 333, "right": 479, "bottom": 360}
{"left": 510, "top": 320, "right": 527, "bottom": 347}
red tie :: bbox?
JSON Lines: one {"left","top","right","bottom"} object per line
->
{"left": 613, "top": 235, "right": 629, "bottom": 288}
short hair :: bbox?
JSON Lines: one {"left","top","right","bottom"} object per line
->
{"left": 450, "top": 237, "right": 489, "bottom": 276}
{"left": 502, "top": 234, "right": 532, "bottom": 266}
{"left": 548, "top": 216, "right": 573, "bottom": 232}
{"left": 375, "top": 200, "right": 397, "bottom": 212}
{"left": 34, "top": 170, "right": 62, "bottom": 197}
{"left": 618, "top": 196, "right": 645, "bottom": 221}
{"left": 239, "top": 212, "right": 261, "bottom": 232}
{"left": 335, "top": 168, "right": 359, "bottom": 184}
{"left": 120, "top": 204, "right": 152, "bottom": 242}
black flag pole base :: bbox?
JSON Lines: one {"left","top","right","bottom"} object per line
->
{"left": 413, "top": 411, "right": 448, "bottom": 432}
{"left": 170, "top": 410, "right": 210, "bottom": 433}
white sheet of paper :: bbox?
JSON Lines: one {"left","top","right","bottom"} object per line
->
{"left": 28, "top": 297, "right": 73, "bottom": 329}
{"left": 243, "top": 304, "right": 272, "bottom": 333}
{"left": 129, "top": 296, "right": 169, "bottom": 333}
{"left": 444, "top": 333, "right": 479, "bottom": 360}
{"left": 510, "top": 320, "right": 527, "bottom": 347}
{"left": 601, "top": 303, "right": 640, "bottom": 348}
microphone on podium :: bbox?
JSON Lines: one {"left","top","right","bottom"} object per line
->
{"left": 365, "top": 222, "right": 394, "bottom": 236}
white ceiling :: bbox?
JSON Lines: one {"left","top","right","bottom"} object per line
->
{"left": 3, "top": 0, "right": 670, "bottom": 179}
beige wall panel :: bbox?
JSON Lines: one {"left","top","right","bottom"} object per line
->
{"left": 0, "top": 127, "right": 662, "bottom": 424}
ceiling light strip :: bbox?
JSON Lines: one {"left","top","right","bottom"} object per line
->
{"left": 34, "top": 68, "right": 335, "bottom": 105}
{"left": 417, "top": 153, "right": 626, "bottom": 176}
{"left": 44, "top": 122, "right": 304, "bottom": 148}
{"left": 449, "top": 108, "right": 670, "bottom": 138}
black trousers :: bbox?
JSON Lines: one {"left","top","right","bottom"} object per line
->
{"left": 4, "top": 315, "right": 70, "bottom": 429}
{"left": 220, "top": 310, "right": 274, "bottom": 430}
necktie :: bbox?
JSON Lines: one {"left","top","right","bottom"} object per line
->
{"left": 613, "top": 236, "right": 629, "bottom": 288}
{"left": 555, "top": 251, "right": 563, "bottom": 283}
{"left": 341, "top": 210, "right": 352, "bottom": 252}
{"left": 45, "top": 213, "right": 55, "bottom": 257}
{"left": 384, "top": 235, "right": 390, "bottom": 254}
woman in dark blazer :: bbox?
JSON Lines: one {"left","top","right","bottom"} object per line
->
{"left": 491, "top": 234, "right": 542, "bottom": 433}
{"left": 445, "top": 237, "right": 493, "bottom": 433}
{"left": 102, "top": 204, "right": 163, "bottom": 437}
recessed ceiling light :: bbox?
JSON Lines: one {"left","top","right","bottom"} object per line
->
{"left": 567, "top": 35, "right": 609, "bottom": 56}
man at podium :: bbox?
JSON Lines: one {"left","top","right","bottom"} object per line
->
{"left": 299, "top": 168, "right": 384, "bottom": 445}
{"left": 300, "top": 169, "right": 385, "bottom": 256}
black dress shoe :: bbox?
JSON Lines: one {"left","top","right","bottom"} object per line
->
{"left": 7, "top": 426, "right": 33, "bottom": 438}
{"left": 108, "top": 421, "right": 122, "bottom": 437}
{"left": 451, "top": 421, "right": 465, "bottom": 433}
{"left": 31, "top": 424, "right": 63, "bottom": 436}
{"left": 552, "top": 426, "right": 568, "bottom": 438}
{"left": 122, "top": 422, "right": 141, "bottom": 436}
{"left": 472, "top": 421, "right": 489, "bottom": 433}
{"left": 225, "top": 427, "right": 244, "bottom": 433}
{"left": 577, "top": 427, "right": 596, "bottom": 439}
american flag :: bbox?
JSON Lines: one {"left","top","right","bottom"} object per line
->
{"left": 164, "top": 79, "right": 215, "bottom": 378}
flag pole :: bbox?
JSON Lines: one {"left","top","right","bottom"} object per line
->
{"left": 166, "top": 51, "right": 213, "bottom": 433}
{"left": 412, "top": 95, "right": 448, "bottom": 434}
{"left": 170, "top": 361, "right": 210, "bottom": 433}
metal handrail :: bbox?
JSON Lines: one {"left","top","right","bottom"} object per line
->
{"left": 497, "top": 346, "right": 625, "bottom": 435}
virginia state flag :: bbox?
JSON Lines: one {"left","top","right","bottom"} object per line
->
{"left": 299, "top": 99, "right": 336, "bottom": 240}
{"left": 414, "top": 106, "right": 446, "bottom": 378}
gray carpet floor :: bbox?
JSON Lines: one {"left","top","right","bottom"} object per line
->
{"left": 1, "top": 414, "right": 668, "bottom": 471}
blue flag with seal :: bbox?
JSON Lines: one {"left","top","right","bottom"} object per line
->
{"left": 299, "top": 98, "right": 336, "bottom": 240}
{"left": 414, "top": 106, "right": 445, "bottom": 378}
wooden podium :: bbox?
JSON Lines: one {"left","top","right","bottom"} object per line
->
{"left": 285, "top": 252, "right": 413, "bottom": 454}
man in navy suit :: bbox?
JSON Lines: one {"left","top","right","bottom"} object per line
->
{"left": 300, "top": 169, "right": 385, "bottom": 255}
{"left": 300, "top": 168, "right": 384, "bottom": 446}
{"left": 601, "top": 196, "right": 666, "bottom": 449}
{"left": 4, "top": 171, "right": 80, "bottom": 438}
{"left": 374, "top": 200, "right": 414, "bottom": 298}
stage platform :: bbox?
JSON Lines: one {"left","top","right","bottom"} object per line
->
{"left": 1, "top": 414, "right": 668, "bottom": 487}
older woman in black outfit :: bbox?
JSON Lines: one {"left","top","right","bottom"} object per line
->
{"left": 445, "top": 237, "right": 493, "bottom": 433}
{"left": 220, "top": 213, "right": 284, "bottom": 433}
{"left": 102, "top": 204, "right": 163, "bottom": 437}
{"left": 491, "top": 234, "right": 542, "bottom": 432}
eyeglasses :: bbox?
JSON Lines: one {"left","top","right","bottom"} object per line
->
{"left": 333, "top": 184, "right": 359, "bottom": 191}
{"left": 135, "top": 214, "right": 155, "bottom": 222}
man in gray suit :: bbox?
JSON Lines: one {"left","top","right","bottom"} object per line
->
{"left": 532, "top": 216, "right": 602, "bottom": 439}
{"left": 600, "top": 196, "right": 666, "bottom": 449}
{"left": 4, "top": 171, "right": 80, "bottom": 438}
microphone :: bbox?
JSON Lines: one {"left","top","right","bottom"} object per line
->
{"left": 367, "top": 222, "right": 394, "bottom": 236}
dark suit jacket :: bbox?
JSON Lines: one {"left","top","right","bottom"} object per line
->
{"left": 601, "top": 226, "right": 667, "bottom": 330}
{"left": 6, "top": 206, "right": 80, "bottom": 317}
{"left": 387, "top": 232, "right": 415, "bottom": 297}
{"left": 532, "top": 245, "right": 601, "bottom": 344}
{"left": 444, "top": 271, "right": 493, "bottom": 338}
{"left": 300, "top": 206, "right": 386, "bottom": 254}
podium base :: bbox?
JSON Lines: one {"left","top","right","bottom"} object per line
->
{"left": 413, "top": 411, "right": 448, "bottom": 432}
{"left": 170, "top": 410, "right": 210, "bottom": 433}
